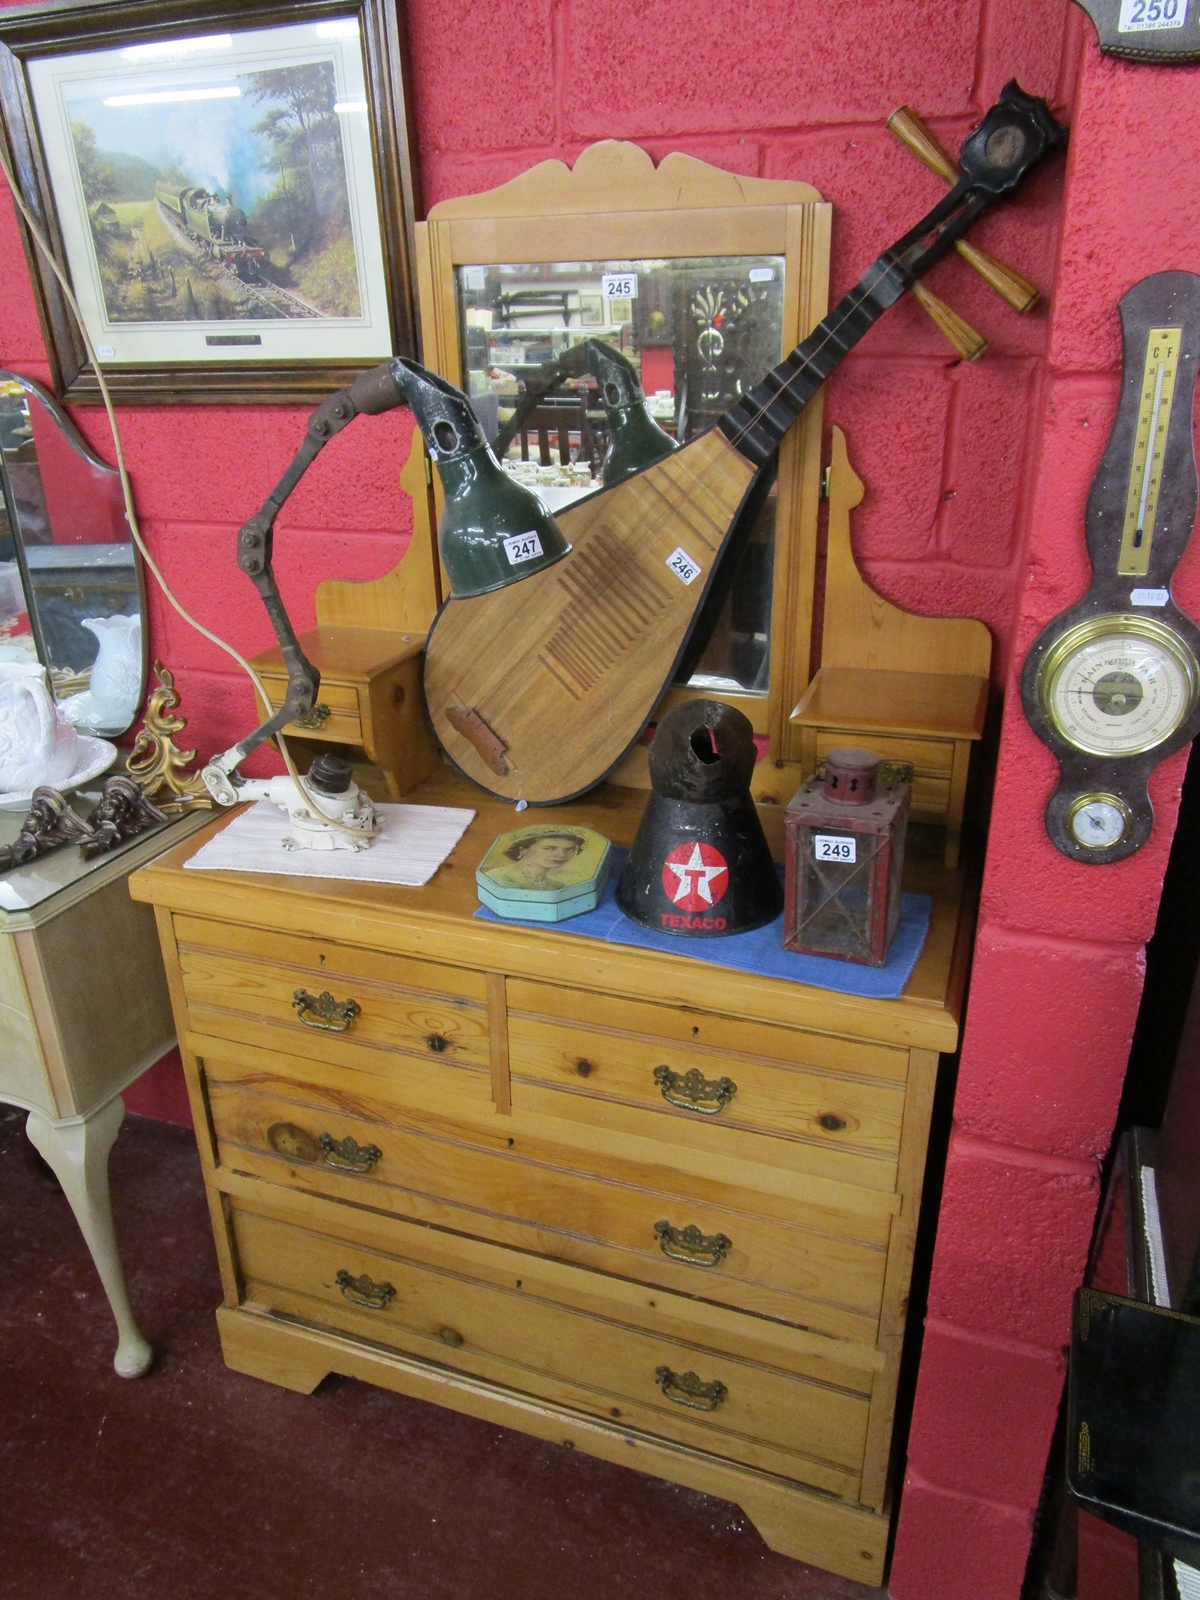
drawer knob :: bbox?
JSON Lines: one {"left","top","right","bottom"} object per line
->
{"left": 653, "top": 1064, "right": 737, "bottom": 1115}
{"left": 654, "top": 1365, "right": 728, "bottom": 1412}
{"left": 318, "top": 1132, "right": 382, "bottom": 1174}
{"left": 335, "top": 1270, "right": 395, "bottom": 1311}
{"left": 653, "top": 1220, "right": 732, "bottom": 1268}
{"left": 292, "top": 703, "right": 331, "bottom": 730}
{"left": 426, "top": 1033, "right": 449, "bottom": 1053}
{"left": 293, "top": 988, "right": 362, "bottom": 1033}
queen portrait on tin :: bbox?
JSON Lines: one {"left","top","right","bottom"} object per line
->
{"left": 483, "top": 828, "right": 589, "bottom": 891}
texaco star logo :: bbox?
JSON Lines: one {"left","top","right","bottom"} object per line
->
{"left": 662, "top": 842, "right": 729, "bottom": 912}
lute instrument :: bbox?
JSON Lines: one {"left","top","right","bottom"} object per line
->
{"left": 421, "top": 83, "right": 1065, "bottom": 803}
{"left": 215, "top": 84, "right": 1064, "bottom": 804}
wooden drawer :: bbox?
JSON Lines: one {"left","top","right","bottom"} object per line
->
{"left": 507, "top": 982, "right": 906, "bottom": 1194}
{"left": 174, "top": 915, "right": 492, "bottom": 1109}
{"left": 259, "top": 674, "right": 363, "bottom": 742}
{"left": 230, "top": 1193, "right": 872, "bottom": 1496}
{"left": 813, "top": 729, "right": 953, "bottom": 778}
{"left": 205, "top": 1060, "right": 891, "bottom": 1343}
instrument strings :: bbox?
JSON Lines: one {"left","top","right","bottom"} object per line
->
{"left": 587, "top": 254, "right": 900, "bottom": 579}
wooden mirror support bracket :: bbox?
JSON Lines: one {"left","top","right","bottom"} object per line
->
{"left": 789, "top": 427, "right": 991, "bottom": 869}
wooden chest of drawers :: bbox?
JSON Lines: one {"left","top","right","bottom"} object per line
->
{"left": 130, "top": 770, "right": 971, "bottom": 1586}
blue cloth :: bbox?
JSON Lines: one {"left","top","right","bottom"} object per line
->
{"left": 474, "top": 850, "right": 932, "bottom": 1001}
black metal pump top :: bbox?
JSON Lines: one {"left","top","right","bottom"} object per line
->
{"left": 617, "top": 699, "right": 783, "bottom": 938}
{"left": 648, "top": 699, "right": 758, "bottom": 803}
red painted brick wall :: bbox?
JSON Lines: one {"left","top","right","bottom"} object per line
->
{"left": 890, "top": 34, "right": 1200, "bottom": 1600}
{"left": 4, "top": 2, "right": 1197, "bottom": 1593}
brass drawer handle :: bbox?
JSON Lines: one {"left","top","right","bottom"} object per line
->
{"left": 292, "top": 702, "right": 331, "bottom": 729}
{"left": 318, "top": 1132, "right": 382, "bottom": 1174}
{"left": 293, "top": 988, "right": 361, "bottom": 1032}
{"left": 654, "top": 1365, "right": 728, "bottom": 1412}
{"left": 653, "top": 1064, "right": 737, "bottom": 1115}
{"left": 335, "top": 1270, "right": 395, "bottom": 1311}
{"left": 653, "top": 1220, "right": 732, "bottom": 1268}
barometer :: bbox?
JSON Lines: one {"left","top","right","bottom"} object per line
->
{"left": 1022, "top": 272, "right": 1200, "bottom": 861}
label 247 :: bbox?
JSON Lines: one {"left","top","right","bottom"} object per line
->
{"left": 1119, "top": 0, "right": 1186, "bottom": 29}
{"left": 814, "top": 834, "right": 856, "bottom": 864}
{"left": 503, "top": 531, "right": 543, "bottom": 565}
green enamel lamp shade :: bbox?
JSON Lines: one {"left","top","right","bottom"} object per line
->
{"left": 391, "top": 358, "right": 570, "bottom": 599}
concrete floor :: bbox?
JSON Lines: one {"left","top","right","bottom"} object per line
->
{"left": 0, "top": 1103, "right": 883, "bottom": 1600}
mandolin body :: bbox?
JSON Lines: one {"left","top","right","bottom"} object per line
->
{"left": 422, "top": 428, "right": 760, "bottom": 803}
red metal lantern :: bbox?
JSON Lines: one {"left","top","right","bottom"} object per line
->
{"left": 783, "top": 748, "right": 911, "bottom": 966}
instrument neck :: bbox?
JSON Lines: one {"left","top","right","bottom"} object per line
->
{"left": 719, "top": 187, "right": 989, "bottom": 465}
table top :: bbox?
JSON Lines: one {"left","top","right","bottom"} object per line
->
{"left": 790, "top": 667, "right": 989, "bottom": 742}
{"left": 130, "top": 768, "right": 973, "bottom": 1053}
{"left": 0, "top": 797, "right": 211, "bottom": 925}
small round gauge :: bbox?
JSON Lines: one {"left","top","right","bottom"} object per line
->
{"left": 1040, "top": 616, "right": 1199, "bottom": 757}
{"left": 1065, "top": 793, "right": 1131, "bottom": 851}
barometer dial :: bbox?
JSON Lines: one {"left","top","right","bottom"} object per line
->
{"left": 1041, "top": 617, "right": 1198, "bottom": 757}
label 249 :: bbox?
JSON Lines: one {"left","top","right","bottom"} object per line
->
{"left": 813, "top": 834, "right": 856, "bottom": 864}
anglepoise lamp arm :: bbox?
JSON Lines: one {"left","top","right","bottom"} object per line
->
{"left": 225, "top": 359, "right": 408, "bottom": 771}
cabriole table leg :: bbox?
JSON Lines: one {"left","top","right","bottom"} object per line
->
{"left": 26, "top": 1096, "right": 154, "bottom": 1379}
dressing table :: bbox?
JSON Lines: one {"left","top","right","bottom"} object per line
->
{"left": 136, "top": 144, "right": 986, "bottom": 1581}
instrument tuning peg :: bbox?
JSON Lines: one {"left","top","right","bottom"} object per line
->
{"left": 887, "top": 105, "right": 1041, "bottom": 315}
{"left": 912, "top": 282, "right": 987, "bottom": 362}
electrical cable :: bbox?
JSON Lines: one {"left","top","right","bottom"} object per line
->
{"left": 0, "top": 142, "right": 323, "bottom": 802}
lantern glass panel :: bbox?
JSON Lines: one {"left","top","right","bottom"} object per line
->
{"left": 794, "top": 831, "right": 886, "bottom": 961}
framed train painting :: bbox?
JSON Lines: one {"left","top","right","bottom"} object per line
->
{"left": 0, "top": 0, "right": 421, "bottom": 404}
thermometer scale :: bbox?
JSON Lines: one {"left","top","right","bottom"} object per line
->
{"left": 1117, "top": 326, "right": 1182, "bottom": 575}
{"left": 1022, "top": 272, "right": 1200, "bottom": 862}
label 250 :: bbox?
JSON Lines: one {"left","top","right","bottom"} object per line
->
{"left": 1119, "top": 0, "right": 1186, "bottom": 30}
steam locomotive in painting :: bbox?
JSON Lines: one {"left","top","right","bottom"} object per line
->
{"left": 154, "top": 182, "right": 266, "bottom": 277}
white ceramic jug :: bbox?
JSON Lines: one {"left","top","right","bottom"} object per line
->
{"left": 82, "top": 614, "right": 142, "bottom": 730}
{"left": 0, "top": 661, "right": 78, "bottom": 793}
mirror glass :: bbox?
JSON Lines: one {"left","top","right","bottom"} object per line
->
{"left": 0, "top": 373, "right": 145, "bottom": 735}
{"left": 456, "top": 256, "right": 786, "bottom": 696}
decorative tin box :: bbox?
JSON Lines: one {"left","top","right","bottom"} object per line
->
{"left": 783, "top": 748, "right": 911, "bottom": 967}
{"left": 476, "top": 823, "right": 611, "bottom": 922}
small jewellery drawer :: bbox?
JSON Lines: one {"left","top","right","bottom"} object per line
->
{"left": 205, "top": 1063, "right": 891, "bottom": 1343}
{"left": 260, "top": 675, "right": 363, "bottom": 742}
{"left": 174, "top": 916, "right": 491, "bottom": 1104}
{"left": 230, "top": 1195, "right": 873, "bottom": 1496}
{"left": 813, "top": 729, "right": 953, "bottom": 778}
{"left": 506, "top": 989, "right": 906, "bottom": 1193}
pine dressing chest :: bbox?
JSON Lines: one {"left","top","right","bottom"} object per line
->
{"left": 130, "top": 769, "right": 971, "bottom": 1584}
